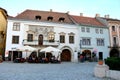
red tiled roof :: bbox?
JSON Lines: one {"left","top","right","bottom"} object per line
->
{"left": 15, "top": 9, "right": 74, "bottom": 24}
{"left": 8, "top": 15, "right": 14, "bottom": 18}
{"left": 71, "top": 15, "right": 105, "bottom": 27}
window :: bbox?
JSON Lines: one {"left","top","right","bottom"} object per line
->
{"left": 12, "top": 36, "right": 19, "bottom": 44}
{"left": 60, "top": 35, "right": 65, "bottom": 43}
{"left": 69, "top": 36, "right": 74, "bottom": 43}
{"left": 97, "top": 38, "right": 104, "bottom": 46}
{"left": 82, "top": 38, "right": 91, "bottom": 45}
{"left": 100, "top": 29, "right": 103, "bottom": 34}
{"left": 59, "top": 17, "right": 65, "bottom": 22}
{"left": 27, "top": 34, "right": 33, "bottom": 42}
{"left": 48, "top": 32, "right": 55, "bottom": 42}
{"left": 112, "top": 26, "right": 115, "bottom": 31}
{"left": 113, "top": 37, "right": 117, "bottom": 46}
{"left": 81, "top": 27, "right": 85, "bottom": 32}
{"left": 13, "top": 22, "right": 20, "bottom": 31}
{"left": 35, "top": 15, "right": 41, "bottom": 20}
{"left": 47, "top": 16, "right": 53, "bottom": 21}
{"left": 68, "top": 32, "right": 75, "bottom": 44}
{"left": 95, "top": 29, "right": 99, "bottom": 34}
{"left": 86, "top": 27, "right": 90, "bottom": 33}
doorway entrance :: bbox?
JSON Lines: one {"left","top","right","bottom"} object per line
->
{"left": 110, "top": 48, "right": 119, "bottom": 57}
{"left": 82, "top": 50, "right": 91, "bottom": 61}
{"left": 60, "top": 49, "right": 71, "bottom": 62}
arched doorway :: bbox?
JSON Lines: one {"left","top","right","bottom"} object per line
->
{"left": 61, "top": 49, "right": 71, "bottom": 62}
{"left": 82, "top": 50, "right": 91, "bottom": 61}
{"left": 110, "top": 48, "right": 119, "bottom": 57}
{"left": 39, "top": 34, "right": 43, "bottom": 45}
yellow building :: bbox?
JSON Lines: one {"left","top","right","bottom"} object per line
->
{"left": 0, "top": 7, "right": 8, "bottom": 60}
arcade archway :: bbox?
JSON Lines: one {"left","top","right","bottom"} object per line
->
{"left": 110, "top": 48, "right": 119, "bottom": 57}
{"left": 82, "top": 50, "right": 91, "bottom": 61}
{"left": 61, "top": 49, "right": 71, "bottom": 62}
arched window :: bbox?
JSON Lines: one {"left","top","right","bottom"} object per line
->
{"left": 59, "top": 17, "right": 65, "bottom": 22}
{"left": 47, "top": 16, "right": 53, "bottom": 21}
{"left": 35, "top": 15, "right": 41, "bottom": 20}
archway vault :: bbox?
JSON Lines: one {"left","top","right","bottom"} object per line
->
{"left": 110, "top": 48, "right": 119, "bottom": 57}
{"left": 82, "top": 49, "right": 92, "bottom": 61}
{"left": 60, "top": 46, "right": 73, "bottom": 62}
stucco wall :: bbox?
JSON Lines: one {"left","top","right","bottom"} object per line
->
{"left": 79, "top": 25, "right": 110, "bottom": 59}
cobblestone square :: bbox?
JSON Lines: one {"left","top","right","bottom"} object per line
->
{"left": 0, "top": 62, "right": 107, "bottom": 80}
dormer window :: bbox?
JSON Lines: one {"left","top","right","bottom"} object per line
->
{"left": 47, "top": 16, "right": 53, "bottom": 21}
{"left": 59, "top": 17, "right": 65, "bottom": 22}
{"left": 35, "top": 15, "right": 41, "bottom": 20}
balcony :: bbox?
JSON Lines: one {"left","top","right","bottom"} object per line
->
{"left": 22, "top": 39, "right": 60, "bottom": 46}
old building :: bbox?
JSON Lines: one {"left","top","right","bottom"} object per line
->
{"left": 0, "top": 7, "right": 8, "bottom": 60}
{"left": 106, "top": 18, "right": 120, "bottom": 57}
{"left": 5, "top": 9, "right": 79, "bottom": 62}
{"left": 71, "top": 14, "right": 110, "bottom": 61}
{"left": 5, "top": 9, "right": 110, "bottom": 62}
{"left": 97, "top": 15, "right": 120, "bottom": 57}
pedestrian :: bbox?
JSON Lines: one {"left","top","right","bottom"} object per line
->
{"left": 80, "top": 54, "right": 84, "bottom": 62}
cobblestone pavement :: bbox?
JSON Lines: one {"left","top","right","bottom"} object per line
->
{"left": 0, "top": 62, "right": 115, "bottom": 80}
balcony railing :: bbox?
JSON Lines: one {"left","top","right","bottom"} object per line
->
{"left": 22, "top": 39, "right": 60, "bottom": 46}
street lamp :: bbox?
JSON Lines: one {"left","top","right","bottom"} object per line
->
{"left": 79, "top": 39, "right": 82, "bottom": 50}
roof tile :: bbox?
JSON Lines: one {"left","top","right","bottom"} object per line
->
{"left": 15, "top": 9, "right": 74, "bottom": 24}
{"left": 71, "top": 15, "right": 105, "bottom": 27}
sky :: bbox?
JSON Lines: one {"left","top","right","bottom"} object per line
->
{"left": 0, "top": 0, "right": 120, "bottom": 19}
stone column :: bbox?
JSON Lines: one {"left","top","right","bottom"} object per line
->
{"left": 94, "top": 64, "right": 109, "bottom": 78}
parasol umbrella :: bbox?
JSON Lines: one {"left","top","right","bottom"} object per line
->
{"left": 17, "top": 45, "right": 38, "bottom": 59}
{"left": 40, "top": 46, "right": 61, "bottom": 59}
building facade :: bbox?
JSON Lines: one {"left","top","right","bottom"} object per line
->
{"left": 5, "top": 9, "right": 79, "bottom": 62}
{"left": 0, "top": 7, "right": 8, "bottom": 60}
{"left": 5, "top": 9, "right": 110, "bottom": 62}
{"left": 71, "top": 15, "right": 110, "bottom": 61}
{"left": 106, "top": 19, "right": 120, "bottom": 57}
{"left": 97, "top": 16, "right": 120, "bottom": 57}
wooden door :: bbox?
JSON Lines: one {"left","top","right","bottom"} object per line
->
{"left": 61, "top": 49, "right": 71, "bottom": 61}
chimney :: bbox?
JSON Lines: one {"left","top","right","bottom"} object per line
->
{"left": 80, "top": 13, "right": 83, "bottom": 16}
{"left": 50, "top": 9, "right": 52, "bottom": 12}
{"left": 67, "top": 11, "right": 70, "bottom": 14}
{"left": 104, "top": 15, "right": 109, "bottom": 18}
{"left": 95, "top": 13, "right": 100, "bottom": 17}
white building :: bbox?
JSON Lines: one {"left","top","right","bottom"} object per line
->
{"left": 71, "top": 15, "right": 110, "bottom": 61}
{"left": 5, "top": 9, "right": 110, "bottom": 62}
{"left": 5, "top": 9, "right": 79, "bottom": 62}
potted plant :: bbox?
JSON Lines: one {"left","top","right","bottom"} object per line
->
{"left": 98, "top": 59, "right": 103, "bottom": 65}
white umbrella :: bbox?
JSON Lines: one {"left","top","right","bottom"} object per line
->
{"left": 18, "top": 45, "right": 37, "bottom": 52}
{"left": 17, "top": 45, "right": 38, "bottom": 59}
{"left": 40, "top": 46, "right": 61, "bottom": 59}
{"left": 40, "top": 46, "right": 61, "bottom": 52}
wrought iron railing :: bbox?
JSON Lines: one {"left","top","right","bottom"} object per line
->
{"left": 22, "top": 39, "right": 60, "bottom": 46}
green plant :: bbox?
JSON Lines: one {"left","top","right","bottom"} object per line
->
{"left": 105, "top": 57, "right": 120, "bottom": 71}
